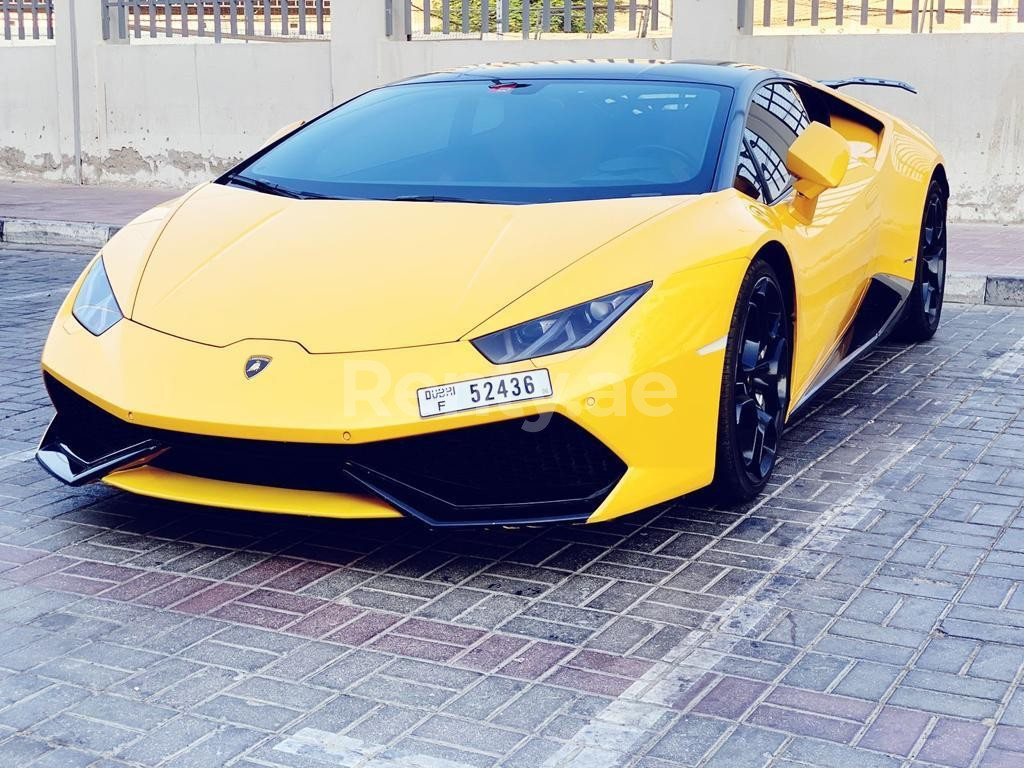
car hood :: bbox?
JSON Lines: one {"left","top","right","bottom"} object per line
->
{"left": 130, "top": 183, "right": 684, "bottom": 353}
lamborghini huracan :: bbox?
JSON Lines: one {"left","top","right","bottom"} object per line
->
{"left": 38, "top": 61, "right": 948, "bottom": 527}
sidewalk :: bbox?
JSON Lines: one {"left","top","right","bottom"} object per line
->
{"left": 1, "top": 179, "right": 1022, "bottom": 304}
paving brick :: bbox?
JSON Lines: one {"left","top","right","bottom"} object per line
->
{"left": 289, "top": 694, "right": 376, "bottom": 733}
{"left": 195, "top": 694, "right": 301, "bottom": 731}
{"left": 327, "top": 611, "right": 399, "bottom": 645}
{"left": 151, "top": 665, "right": 239, "bottom": 709}
{"left": 782, "top": 653, "right": 849, "bottom": 691}
{"left": 161, "top": 725, "right": 265, "bottom": 768}
{"left": 692, "top": 676, "right": 768, "bottom": 720}
{"left": 306, "top": 650, "right": 389, "bottom": 690}
{"left": 858, "top": 706, "right": 931, "bottom": 756}
{"left": 343, "top": 704, "right": 422, "bottom": 745}
{"left": 0, "top": 735, "right": 50, "bottom": 765}
{"left": 918, "top": 636, "right": 978, "bottom": 674}
{"left": 394, "top": 617, "right": 486, "bottom": 646}
{"left": 991, "top": 725, "right": 1024, "bottom": 753}
{"left": 117, "top": 714, "right": 220, "bottom": 764}
{"left": 226, "top": 677, "right": 333, "bottom": 712}
{"left": 445, "top": 677, "right": 528, "bottom": 721}
{"left": 413, "top": 714, "right": 523, "bottom": 755}
{"left": 783, "top": 737, "right": 902, "bottom": 768}
{"left": 888, "top": 685, "right": 999, "bottom": 720}
{"left": 285, "top": 603, "right": 361, "bottom": 638}
{"left": 917, "top": 718, "right": 989, "bottom": 767}
{"left": 747, "top": 704, "right": 860, "bottom": 743}
{"left": 457, "top": 634, "right": 529, "bottom": 672}
{"left": 504, "top": 737, "right": 563, "bottom": 768}
{"left": 33, "top": 712, "right": 138, "bottom": 753}
{"left": 383, "top": 658, "right": 480, "bottom": 691}
{"left": 546, "top": 667, "right": 631, "bottom": 697}
{"left": 704, "top": 724, "right": 786, "bottom": 768}
{"left": 69, "top": 693, "right": 175, "bottom": 731}
{"left": 832, "top": 660, "right": 902, "bottom": 700}
{"left": 350, "top": 675, "right": 458, "bottom": 709}
{"left": 384, "top": 737, "right": 495, "bottom": 768}
{"left": 647, "top": 714, "right": 732, "bottom": 764}
{"left": 30, "top": 746, "right": 98, "bottom": 768}
{"left": 499, "top": 642, "right": 573, "bottom": 680}
{"left": 0, "top": 684, "right": 90, "bottom": 730}
{"left": 180, "top": 639, "right": 278, "bottom": 672}
{"left": 969, "top": 645, "right": 1024, "bottom": 683}
{"left": 765, "top": 686, "right": 875, "bottom": 721}
{"left": 565, "top": 649, "right": 651, "bottom": 679}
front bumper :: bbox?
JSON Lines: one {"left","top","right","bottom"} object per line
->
{"left": 39, "top": 373, "right": 625, "bottom": 526}
{"left": 40, "top": 274, "right": 732, "bottom": 524}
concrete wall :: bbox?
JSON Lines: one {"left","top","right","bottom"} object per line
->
{"left": 0, "top": 44, "right": 63, "bottom": 179}
{"left": 0, "top": 0, "right": 1021, "bottom": 221}
{"left": 91, "top": 42, "right": 333, "bottom": 186}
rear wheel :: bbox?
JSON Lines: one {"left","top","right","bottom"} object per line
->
{"left": 895, "top": 180, "right": 947, "bottom": 342}
{"left": 711, "top": 261, "right": 792, "bottom": 504}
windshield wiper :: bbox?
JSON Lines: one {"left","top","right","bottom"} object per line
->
{"left": 388, "top": 195, "right": 493, "bottom": 204}
{"left": 226, "top": 175, "right": 329, "bottom": 200}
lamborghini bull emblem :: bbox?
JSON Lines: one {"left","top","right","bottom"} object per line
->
{"left": 245, "top": 356, "right": 272, "bottom": 379}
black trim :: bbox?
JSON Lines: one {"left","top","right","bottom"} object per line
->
{"left": 37, "top": 375, "right": 625, "bottom": 527}
{"left": 36, "top": 415, "right": 163, "bottom": 486}
{"left": 821, "top": 78, "right": 917, "bottom": 95}
{"left": 789, "top": 274, "right": 912, "bottom": 418}
{"left": 344, "top": 463, "right": 601, "bottom": 528}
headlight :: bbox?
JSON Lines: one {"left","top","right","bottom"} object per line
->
{"left": 472, "top": 283, "right": 651, "bottom": 364}
{"left": 73, "top": 257, "right": 123, "bottom": 336}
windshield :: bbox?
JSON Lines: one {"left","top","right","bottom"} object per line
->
{"left": 225, "top": 79, "right": 732, "bottom": 204}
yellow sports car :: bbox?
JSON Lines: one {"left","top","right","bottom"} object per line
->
{"left": 38, "top": 61, "right": 947, "bottom": 527}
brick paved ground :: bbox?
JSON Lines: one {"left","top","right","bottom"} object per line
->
{"left": 2, "top": 245, "right": 1024, "bottom": 768}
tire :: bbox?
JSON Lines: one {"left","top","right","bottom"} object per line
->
{"left": 711, "top": 260, "right": 792, "bottom": 504}
{"left": 894, "top": 180, "right": 947, "bottom": 342}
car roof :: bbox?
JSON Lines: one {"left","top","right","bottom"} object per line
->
{"left": 396, "top": 60, "right": 787, "bottom": 89}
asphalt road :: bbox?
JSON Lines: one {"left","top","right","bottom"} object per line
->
{"left": 2, "top": 246, "right": 1024, "bottom": 768}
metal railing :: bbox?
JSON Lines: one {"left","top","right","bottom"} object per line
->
{"left": 102, "top": 1, "right": 330, "bottom": 42}
{"left": 387, "top": 0, "right": 671, "bottom": 39}
{"left": 754, "top": 1, "right": 1024, "bottom": 33}
{"left": 1, "top": 1, "right": 54, "bottom": 41}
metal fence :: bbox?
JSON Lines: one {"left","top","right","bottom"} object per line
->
{"left": 386, "top": 1, "right": 671, "bottom": 40}
{"left": 102, "top": 1, "right": 330, "bottom": 42}
{"left": 1, "top": 1, "right": 54, "bottom": 41}
{"left": 755, "top": 1, "right": 1024, "bottom": 32}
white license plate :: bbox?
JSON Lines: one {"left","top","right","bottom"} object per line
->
{"left": 417, "top": 370, "right": 553, "bottom": 418}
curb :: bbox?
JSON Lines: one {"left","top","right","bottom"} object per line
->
{"left": 945, "top": 273, "right": 1024, "bottom": 307}
{"left": 0, "top": 217, "right": 120, "bottom": 249}
{"left": 3, "top": 216, "right": 1024, "bottom": 307}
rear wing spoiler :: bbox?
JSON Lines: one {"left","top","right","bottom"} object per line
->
{"left": 820, "top": 77, "right": 917, "bottom": 95}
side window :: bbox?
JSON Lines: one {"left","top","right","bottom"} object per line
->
{"left": 735, "top": 140, "right": 765, "bottom": 202}
{"left": 744, "top": 83, "right": 811, "bottom": 203}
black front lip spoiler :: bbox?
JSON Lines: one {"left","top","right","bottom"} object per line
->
{"left": 344, "top": 462, "right": 597, "bottom": 528}
{"left": 35, "top": 414, "right": 603, "bottom": 527}
{"left": 35, "top": 415, "right": 166, "bottom": 487}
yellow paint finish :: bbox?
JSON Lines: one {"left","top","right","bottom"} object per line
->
{"left": 129, "top": 183, "right": 682, "bottom": 353}
{"left": 788, "top": 122, "right": 850, "bottom": 198}
{"left": 43, "top": 76, "right": 945, "bottom": 525}
{"left": 104, "top": 466, "right": 402, "bottom": 520}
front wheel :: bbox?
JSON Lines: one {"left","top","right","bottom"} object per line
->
{"left": 711, "top": 261, "right": 792, "bottom": 504}
{"left": 894, "top": 180, "right": 947, "bottom": 342}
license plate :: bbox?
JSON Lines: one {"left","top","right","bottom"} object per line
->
{"left": 417, "top": 370, "right": 553, "bottom": 418}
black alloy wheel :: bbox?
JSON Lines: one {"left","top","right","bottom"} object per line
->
{"left": 712, "top": 260, "right": 792, "bottom": 502}
{"left": 895, "top": 179, "right": 947, "bottom": 342}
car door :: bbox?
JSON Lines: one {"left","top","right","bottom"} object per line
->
{"left": 737, "top": 81, "right": 880, "bottom": 407}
